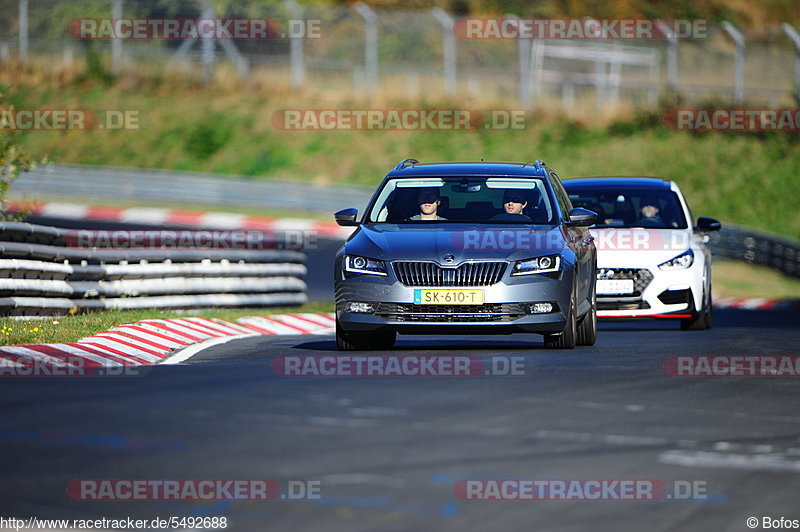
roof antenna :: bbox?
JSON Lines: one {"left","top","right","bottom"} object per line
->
{"left": 480, "top": 157, "right": 484, "bottom": 162}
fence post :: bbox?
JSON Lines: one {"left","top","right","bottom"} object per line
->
{"left": 111, "top": 0, "right": 123, "bottom": 74}
{"left": 284, "top": 0, "right": 305, "bottom": 87}
{"left": 656, "top": 19, "right": 678, "bottom": 93}
{"left": 18, "top": 0, "right": 28, "bottom": 61}
{"left": 354, "top": 2, "right": 378, "bottom": 95}
{"left": 431, "top": 8, "right": 456, "bottom": 96}
{"left": 200, "top": 0, "right": 215, "bottom": 83}
{"left": 505, "top": 15, "right": 530, "bottom": 106}
{"left": 721, "top": 21, "right": 745, "bottom": 104}
{"left": 782, "top": 23, "right": 800, "bottom": 103}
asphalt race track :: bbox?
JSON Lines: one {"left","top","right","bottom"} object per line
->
{"left": 2, "top": 217, "right": 799, "bottom": 531}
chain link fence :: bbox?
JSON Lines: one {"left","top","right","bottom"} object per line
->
{"left": 2, "top": 0, "right": 799, "bottom": 108}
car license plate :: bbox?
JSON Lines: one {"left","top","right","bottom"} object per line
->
{"left": 414, "top": 289, "right": 484, "bottom": 305}
{"left": 597, "top": 279, "right": 634, "bottom": 295}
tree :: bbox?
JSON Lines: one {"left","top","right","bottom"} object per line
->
{"left": 0, "top": 91, "right": 37, "bottom": 221}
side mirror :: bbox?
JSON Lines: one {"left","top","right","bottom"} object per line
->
{"left": 695, "top": 217, "right": 721, "bottom": 232}
{"left": 334, "top": 208, "right": 359, "bottom": 226}
{"left": 566, "top": 208, "right": 598, "bottom": 227}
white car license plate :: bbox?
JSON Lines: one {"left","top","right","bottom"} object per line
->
{"left": 597, "top": 279, "right": 634, "bottom": 295}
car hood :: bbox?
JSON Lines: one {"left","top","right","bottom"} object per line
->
{"left": 344, "top": 224, "right": 568, "bottom": 263}
{"left": 590, "top": 228, "right": 696, "bottom": 266}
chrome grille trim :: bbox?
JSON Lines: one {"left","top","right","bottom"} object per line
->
{"left": 392, "top": 261, "right": 506, "bottom": 287}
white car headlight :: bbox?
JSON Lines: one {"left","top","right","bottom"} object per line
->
{"left": 658, "top": 249, "right": 694, "bottom": 270}
{"left": 344, "top": 255, "right": 388, "bottom": 276}
{"left": 511, "top": 255, "right": 561, "bottom": 276}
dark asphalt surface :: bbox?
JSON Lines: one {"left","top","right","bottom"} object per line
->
{"left": 3, "top": 216, "right": 798, "bottom": 531}
{"left": 1, "top": 310, "right": 799, "bottom": 531}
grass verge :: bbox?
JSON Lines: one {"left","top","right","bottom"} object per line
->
{"left": 4, "top": 67, "right": 800, "bottom": 239}
{"left": 712, "top": 260, "right": 800, "bottom": 300}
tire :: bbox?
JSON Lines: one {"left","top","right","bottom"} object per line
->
{"left": 703, "top": 297, "right": 713, "bottom": 329}
{"left": 576, "top": 292, "right": 597, "bottom": 346}
{"left": 680, "top": 284, "right": 710, "bottom": 331}
{"left": 544, "top": 290, "right": 577, "bottom": 349}
{"left": 336, "top": 319, "right": 396, "bottom": 351}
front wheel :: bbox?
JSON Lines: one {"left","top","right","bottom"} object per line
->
{"left": 336, "top": 320, "right": 396, "bottom": 351}
{"left": 544, "top": 293, "right": 577, "bottom": 349}
{"left": 681, "top": 284, "right": 711, "bottom": 331}
{"left": 576, "top": 293, "right": 597, "bottom": 346}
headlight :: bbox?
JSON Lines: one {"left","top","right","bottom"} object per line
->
{"left": 344, "top": 255, "right": 388, "bottom": 276}
{"left": 511, "top": 255, "right": 561, "bottom": 276}
{"left": 658, "top": 249, "right": 694, "bottom": 270}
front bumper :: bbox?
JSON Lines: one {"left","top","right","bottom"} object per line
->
{"left": 596, "top": 264, "right": 699, "bottom": 319}
{"left": 335, "top": 267, "right": 573, "bottom": 335}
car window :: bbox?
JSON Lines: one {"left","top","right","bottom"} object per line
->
{"left": 565, "top": 186, "right": 688, "bottom": 229}
{"left": 367, "top": 176, "right": 555, "bottom": 224}
{"left": 549, "top": 172, "right": 573, "bottom": 221}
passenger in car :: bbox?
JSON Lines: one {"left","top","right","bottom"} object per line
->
{"left": 408, "top": 188, "right": 447, "bottom": 220}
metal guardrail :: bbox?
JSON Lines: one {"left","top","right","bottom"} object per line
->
{"left": 12, "top": 164, "right": 374, "bottom": 215}
{"left": 708, "top": 223, "right": 800, "bottom": 278}
{"left": 0, "top": 222, "right": 308, "bottom": 315}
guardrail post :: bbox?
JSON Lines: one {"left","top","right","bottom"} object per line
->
{"left": 111, "top": 0, "right": 123, "bottom": 74}
{"left": 721, "top": 21, "right": 745, "bottom": 104}
{"left": 432, "top": 8, "right": 456, "bottom": 96}
{"left": 284, "top": 0, "right": 306, "bottom": 87}
{"left": 781, "top": 23, "right": 800, "bottom": 103}
{"left": 18, "top": 0, "right": 28, "bottom": 61}
{"left": 354, "top": 2, "right": 378, "bottom": 95}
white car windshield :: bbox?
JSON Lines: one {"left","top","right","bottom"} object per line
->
{"left": 368, "top": 176, "right": 555, "bottom": 224}
{"left": 567, "top": 187, "right": 688, "bottom": 229}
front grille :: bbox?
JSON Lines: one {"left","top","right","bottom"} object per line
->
{"left": 658, "top": 288, "right": 692, "bottom": 305}
{"left": 375, "top": 302, "right": 527, "bottom": 322}
{"left": 596, "top": 268, "right": 653, "bottom": 296}
{"left": 393, "top": 261, "right": 506, "bottom": 287}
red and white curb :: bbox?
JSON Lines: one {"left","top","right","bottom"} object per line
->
{"left": 9, "top": 201, "right": 352, "bottom": 239}
{"left": 0, "top": 313, "right": 335, "bottom": 372}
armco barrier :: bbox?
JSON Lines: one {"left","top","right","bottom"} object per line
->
{"left": 707, "top": 223, "right": 800, "bottom": 278}
{"left": 0, "top": 222, "right": 308, "bottom": 315}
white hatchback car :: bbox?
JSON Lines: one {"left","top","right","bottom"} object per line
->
{"left": 563, "top": 177, "right": 721, "bottom": 330}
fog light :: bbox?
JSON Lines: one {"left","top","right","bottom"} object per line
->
{"left": 347, "top": 302, "right": 376, "bottom": 313}
{"left": 529, "top": 303, "right": 553, "bottom": 314}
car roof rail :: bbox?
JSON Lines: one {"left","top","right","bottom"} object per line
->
{"left": 531, "top": 159, "right": 546, "bottom": 170}
{"left": 395, "top": 158, "right": 419, "bottom": 171}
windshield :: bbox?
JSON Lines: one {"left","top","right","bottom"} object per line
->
{"left": 566, "top": 187, "right": 688, "bottom": 229}
{"left": 367, "top": 176, "right": 555, "bottom": 224}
